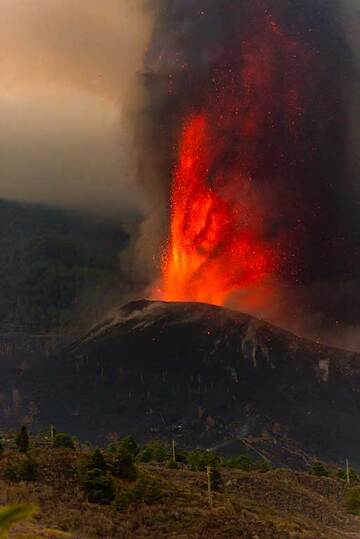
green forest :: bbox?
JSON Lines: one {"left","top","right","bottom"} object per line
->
{"left": 0, "top": 199, "right": 130, "bottom": 332}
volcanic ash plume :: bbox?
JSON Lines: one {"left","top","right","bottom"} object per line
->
{"left": 135, "top": 0, "right": 359, "bottom": 346}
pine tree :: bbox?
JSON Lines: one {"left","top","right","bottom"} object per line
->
{"left": 89, "top": 449, "right": 107, "bottom": 474}
{"left": 120, "top": 435, "right": 139, "bottom": 457}
{"left": 15, "top": 426, "right": 29, "bottom": 454}
{"left": 112, "top": 448, "right": 137, "bottom": 481}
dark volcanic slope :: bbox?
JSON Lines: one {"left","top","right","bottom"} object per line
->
{"left": 1, "top": 299, "right": 360, "bottom": 465}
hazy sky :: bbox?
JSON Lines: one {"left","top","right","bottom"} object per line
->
{"left": 0, "top": 0, "right": 152, "bottom": 213}
{"left": 0, "top": 0, "right": 357, "bottom": 215}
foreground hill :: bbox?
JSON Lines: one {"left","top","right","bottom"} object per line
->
{"left": 1, "top": 443, "right": 360, "bottom": 539}
{"left": 1, "top": 300, "right": 360, "bottom": 467}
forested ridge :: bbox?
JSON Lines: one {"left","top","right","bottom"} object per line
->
{"left": 0, "top": 199, "right": 129, "bottom": 332}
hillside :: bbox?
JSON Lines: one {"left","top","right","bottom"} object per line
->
{"left": 1, "top": 439, "right": 360, "bottom": 539}
{"left": 0, "top": 198, "right": 129, "bottom": 332}
{"left": 1, "top": 299, "right": 360, "bottom": 467}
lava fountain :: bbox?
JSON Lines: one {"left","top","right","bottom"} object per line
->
{"left": 157, "top": 3, "right": 317, "bottom": 309}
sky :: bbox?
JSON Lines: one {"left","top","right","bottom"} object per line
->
{"left": 0, "top": 0, "right": 152, "bottom": 213}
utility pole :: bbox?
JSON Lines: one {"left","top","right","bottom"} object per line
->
{"left": 50, "top": 424, "right": 55, "bottom": 441}
{"left": 172, "top": 439, "right": 176, "bottom": 463}
{"left": 346, "top": 459, "right": 350, "bottom": 484}
{"left": 207, "top": 466, "right": 213, "bottom": 509}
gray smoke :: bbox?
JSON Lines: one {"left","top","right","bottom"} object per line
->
{"left": 0, "top": 0, "right": 152, "bottom": 214}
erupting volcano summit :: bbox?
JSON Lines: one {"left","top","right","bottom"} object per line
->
{"left": 147, "top": 0, "right": 351, "bottom": 323}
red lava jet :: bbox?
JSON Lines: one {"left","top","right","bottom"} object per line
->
{"left": 157, "top": 3, "right": 315, "bottom": 310}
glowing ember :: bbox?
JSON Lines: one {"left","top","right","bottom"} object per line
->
{"left": 157, "top": 4, "right": 315, "bottom": 309}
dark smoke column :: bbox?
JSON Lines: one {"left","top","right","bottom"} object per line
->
{"left": 139, "top": 0, "right": 357, "bottom": 340}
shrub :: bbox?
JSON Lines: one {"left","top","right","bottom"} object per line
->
{"left": 89, "top": 450, "right": 107, "bottom": 474}
{"left": 254, "top": 459, "right": 272, "bottom": 473}
{"left": 336, "top": 467, "right": 359, "bottom": 482}
{"left": 81, "top": 469, "right": 115, "bottom": 504}
{"left": 309, "top": 461, "right": 329, "bottom": 477}
{"left": 3, "top": 458, "right": 38, "bottom": 482}
{"left": 120, "top": 436, "right": 139, "bottom": 458}
{"left": 345, "top": 487, "right": 360, "bottom": 515}
{"left": 15, "top": 426, "right": 29, "bottom": 454}
{"left": 138, "top": 446, "right": 152, "bottom": 463}
{"left": 138, "top": 441, "right": 168, "bottom": 463}
{"left": 3, "top": 464, "right": 19, "bottom": 483}
{"left": 115, "top": 475, "right": 162, "bottom": 511}
{"left": 18, "top": 458, "right": 38, "bottom": 482}
{"left": 187, "top": 450, "right": 220, "bottom": 472}
{"left": 166, "top": 459, "right": 179, "bottom": 469}
{"left": 53, "top": 433, "right": 75, "bottom": 449}
{"left": 112, "top": 449, "right": 137, "bottom": 481}
{"left": 222, "top": 454, "right": 255, "bottom": 471}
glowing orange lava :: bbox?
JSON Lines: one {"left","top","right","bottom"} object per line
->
{"left": 157, "top": 5, "right": 314, "bottom": 309}
{"left": 160, "top": 114, "right": 275, "bottom": 306}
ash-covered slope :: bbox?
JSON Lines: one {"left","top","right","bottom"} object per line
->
{"left": 1, "top": 299, "right": 360, "bottom": 465}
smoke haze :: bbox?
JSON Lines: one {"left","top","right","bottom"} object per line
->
{"left": 0, "top": 0, "right": 152, "bottom": 213}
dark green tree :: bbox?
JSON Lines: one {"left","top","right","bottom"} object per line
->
{"left": 120, "top": 435, "right": 139, "bottom": 457}
{"left": 138, "top": 441, "right": 168, "bottom": 463}
{"left": 112, "top": 448, "right": 137, "bottom": 481}
{"left": 3, "top": 457, "right": 38, "bottom": 482}
{"left": 53, "top": 433, "right": 74, "bottom": 449}
{"left": 89, "top": 449, "right": 107, "bottom": 474}
{"left": 15, "top": 427, "right": 29, "bottom": 454}
{"left": 187, "top": 450, "right": 220, "bottom": 471}
{"left": 309, "top": 461, "right": 329, "bottom": 477}
{"left": 115, "top": 475, "right": 162, "bottom": 511}
{"left": 18, "top": 458, "right": 38, "bottom": 482}
{"left": 81, "top": 469, "right": 115, "bottom": 504}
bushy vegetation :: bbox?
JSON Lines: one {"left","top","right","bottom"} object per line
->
{"left": 345, "top": 487, "right": 360, "bottom": 515}
{"left": 310, "top": 461, "right": 329, "bottom": 477}
{"left": 186, "top": 450, "right": 220, "bottom": 471}
{"left": 115, "top": 475, "right": 163, "bottom": 511}
{"left": 53, "top": 433, "right": 75, "bottom": 449}
{"left": 4, "top": 457, "right": 38, "bottom": 483}
{"left": 138, "top": 441, "right": 168, "bottom": 463}
{"left": 336, "top": 467, "right": 359, "bottom": 482}
{"left": 81, "top": 469, "right": 115, "bottom": 505}
{"left": 89, "top": 449, "right": 108, "bottom": 474}
{"left": 112, "top": 448, "right": 137, "bottom": 481}
{"left": 119, "top": 435, "right": 139, "bottom": 458}
{"left": 222, "top": 454, "right": 271, "bottom": 472}
{"left": 0, "top": 431, "right": 359, "bottom": 538}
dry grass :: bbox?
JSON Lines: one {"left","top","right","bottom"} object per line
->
{"left": 0, "top": 449, "right": 358, "bottom": 538}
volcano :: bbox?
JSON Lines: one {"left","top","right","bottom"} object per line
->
{"left": 1, "top": 299, "right": 360, "bottom": 467}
